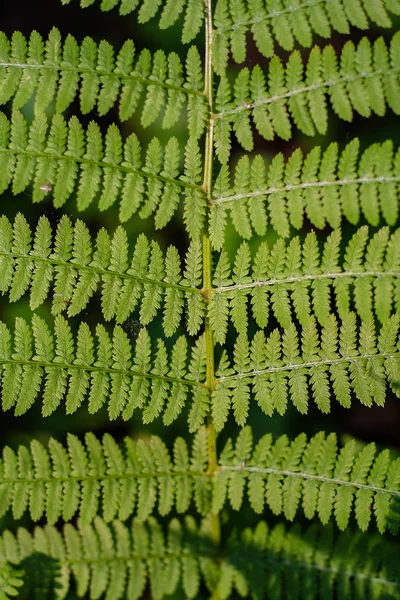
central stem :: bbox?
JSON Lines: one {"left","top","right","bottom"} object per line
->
{"left": 202, "top": 0, "right": 220, "bottom": 547}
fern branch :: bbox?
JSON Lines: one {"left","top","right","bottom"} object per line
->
{"left": 0, "top": 428, "right": 210, "bottom": 524}
{"left": 210, "top": 139, "right": 400, "bottom": 245}
{"left": 0, "top": 315, "right": 206, "bottom": 423}
{"left": 224, "top": 462, "right": 400, "bottom": 498}
{"left": 1, "top": 426, "right": 399, "bottom": 534}
{"left": 0, "top": 111, "right": 206, "bottom": 236}
{"left": 60, "top": 0, "right": 205, "bottom": 44}
{"left": 0, "top": 29, "right": 207, "bottom": 135}
{"left": 210, "top": 227, "right": 400, "bottom": 338}
{"left": 212, "top": 313, "right": 400, "bottom": 426}
{"left": 0, "top": 213, "right": 204, "bottom": 336}
{"left": 0, "top": 516, "right": 398, "bottom": 599}
{"left": 213, "top": 33, "right": 400, "bottom": 161}
{"left": 0, "top": 516, "right": 213, "bottom": 600}
{"left": 213, "top": 0, "right": 400, "bottom": 75}
{"left": 214, "top": 427, "right": 400, "bottom": 534}
{"left": 219, "top": 521, "right": 400, "bottom": 599}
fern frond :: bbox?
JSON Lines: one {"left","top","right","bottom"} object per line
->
{"left": 211, "top": 227, "right": 400, "bottom": 337}
{"left": 215, "top": 427, "right": 400, "bottom": 534}
{"left": 0, "top": 213, "right": 204, "bottom": 335}
{"left": 210, "top": 139, "right": 400, "bottom": 245}
{"left": 1, "top": 426, "right": 399, "bottom": 534}
{"left": 0, "top": 29, "right": 206, "bottom": 135}
{"left": 0, "top": 428, "right": 210, "bottom": 524}
{"left": 0, "top": 516, "right": 211, "bottom": 600}
{"left": 0, "top": 563, "right": 23, "bottom": 599}
{"left": 0, "top": 517, "right": 399, "bottom": 599}
{"left": 212, "top": 313, "right": 400, "bottom": 426}
{"left": 213, "top": 0, "right": 400, "bottom": 75}
{"left": 0, "top": 111, "right": 206, "bottom": 235}
{"left": 0, "top": 315, "right": 206, "bottom": 423}
{"left": 214, "top": 33, "right": 400, "bottom": 160}
{"left": 61, "top": 0, "right": 204, "bottom": 44}
{"left": 218, "top": 523, "right": 400, "bottom": 599}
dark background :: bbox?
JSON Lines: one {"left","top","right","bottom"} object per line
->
{"left": 0, "top": 1, "right": 399, "bottom": 597}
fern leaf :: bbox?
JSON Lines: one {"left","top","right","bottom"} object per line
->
{"left": 0, "top": 517, "right": 210, "bottom": 599}
{"left": 0, "top": 315, "right": 206, "bottom": 423}
{"left": 216, "top": 427, "right": 400, "bottom": 534}
{"left": 211, "top": 227, "right": 400, "bottom": 339}
{"left": 214, "top": 34, "right": 400, "bottom": 158}
{"left": 0, "top": 29, "right": 205, "bottom": 135}
{"left": 0, "top": 429, "right": 212, "bottom": 524}
{"left": 0, "top": 112, "right": 207, "bottom": 233}
{"left": 0, "top": 214, "right": 205, "bottom": 335}
{"left": 213, "top": 314, "right": 400, "bottom": 424}
{"left": 213, "top": 0, "right": 400, "bottom": 75}
{"left": 211, "top": 138, "right": 400, "bottom": 244}
{"left": 0, "top": 517, "right": 399, "bottom": 599}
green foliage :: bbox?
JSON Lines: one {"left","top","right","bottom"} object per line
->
{"left": 0, "top": 516, "right": 211, "bottom": 600}
{"left": 0, "top": 428, "right": 209, "bottom": 524}
{"left": 0, "top": 213, "right": 203, "bottom": 333}
{"left": 0, "top": 563, "right": 23, "bottom": 599}
{"left": 212, "top": 314, "right": 400, "bottom": 424}
{"left": 0, "top": 29, "right": 206, "bottom": 133}
{"left": 210, "top": 140, "right": 400, "bottom": 246}
{"left": 3, "top": 308, "right": 399, "bottom": 427}
{"left": 1, "top": 428, "right": 399, "bottom": 535}
{"left": 211, "top": 227, "right": 400, "bottom": 337}
{"left": 0, "top": 315, "right": 206, "bottom": 423}
{"left": 0, "top": 112, "right": 206, "bottom": 234}
{"left": 0, "top": 0, "right": 400, "bottom": 597}
{"left": 215, "top": 427, "right": 400, "bottom": 534}
{"left": 214, "top": 33, "right": 400, "bottom": 161}
{"left": 0, "top": 517, "right": 399, "bottom": 600}
{"left": 213, "top": 0, "right": 400, "bottom": 75}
